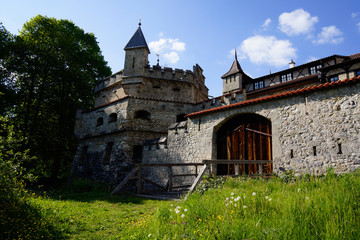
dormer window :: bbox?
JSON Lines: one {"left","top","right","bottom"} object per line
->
{"left": 254, "top": 81, "right": 264, "bottom": 90}
{"left": 310, "top": 64, "right": 322, "bottom": 75}
{"left": 281, "top": 73, "right": 292, "bottom": 82}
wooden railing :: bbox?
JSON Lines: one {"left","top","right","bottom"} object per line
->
{"left": 111, "top": 163, "right": 203, "bottom": 195}
{"left": 111, "top": 160, "right": 272, "bottom": 196}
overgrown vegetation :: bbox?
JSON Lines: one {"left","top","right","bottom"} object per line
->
{"left": 2, "top": 171, "right": 360, "bottom": 239}
{"left": 128, "top": 171, "right": 360, "bottom": 239}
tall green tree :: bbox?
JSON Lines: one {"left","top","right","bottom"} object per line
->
{"left": 9, "top": 15, "right": 111, "bottom": 181}
{"left": 0, "top": 23, "right": 16, "bottom": 114}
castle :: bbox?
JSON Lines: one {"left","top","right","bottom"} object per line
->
{"left": 72, "top": 23, "right": 360, "bottom": 187}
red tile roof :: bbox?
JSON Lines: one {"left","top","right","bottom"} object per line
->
{"left": 185, "top": 76, "right": 360, "bottom": 118}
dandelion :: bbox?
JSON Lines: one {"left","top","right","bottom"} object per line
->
{"left": 252, "top": 192, "right": 256, "bottom": 196}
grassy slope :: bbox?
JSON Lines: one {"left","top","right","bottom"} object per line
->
{"left": 3, "top": 171, "right": 360, "bottom": 239}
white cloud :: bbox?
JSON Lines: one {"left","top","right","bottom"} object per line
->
{"left": 278, "top": 9, "right": 318, "bottom": 36}
{"left": 312, "top": 25, "right": 344, "bottom": 44}
{"left": 352, "top": 12, "right": 360, "bottom": 19}
{"left": 149, "top": 36, "right": 185, "bottom": 64}
{"left": 149, "top": 38, "right": 186, "bottom": 53}
{"left": 240, "top": 35, "right": 297, "bottom": 67}
{"left": 306, "top": 56, "right": 319, "bottom": 63}
{"left": 164, "top": 52, "right": 180, "bottom": 64}
{"left": 262, "top": 18, "right": 272, "bottom": 29}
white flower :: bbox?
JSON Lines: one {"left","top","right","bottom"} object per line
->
{"left": 234, "top": 196, "right": 240, "bottom": 201}
{"left": 229, "top": 201, "right": 232, "bottom": 204}
{"left": 184, "top": 209, "right": 188, "bottom": 212}
{"left": 230, "top": 196, "right": 234, "bottom": 200}
{"left": 297, "top": 188, "right": 301, "bottom": 192}
{"left": 305, "top": 197, "right": 310, "bottom": 200}
{"left": 269, "top": 198, "right": 272, "bottom": 202}
{"left": 169, "top": 209, "right": 172, "bottom": 211}
{"left": 243, "top": 205, "right": 247, "bottom": 208}
{"left": 243, "top": 196, "right": 246, "bottom": 199}
{"left": 148, "top": 233, "right": 152, "bottom": 237}
{"left": 252, "top": 192, "right": 256, "bottom": 196}
{"left": 175, "top": 209, "right": 180, "bottom": 214}
{"left": 181, "top": 214, "right": 185, "bottom": 218}
{"left": 176, "top": 206, "right": 181, "bottom": 209}
{"left": 226, "top": 197, "right": 229, "bottom": 201}
{"left": 234, "top": 204, "right": 237, "bottom": 207}
{"left": 231, "top": 192, "right": 235, "bottom": 195}
{"left": 265, "top": 196, "right": 269, "bottom": 199}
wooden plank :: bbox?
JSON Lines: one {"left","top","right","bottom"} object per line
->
{"left": 185, "top": 164, "right": 209, "bottom": 200}
{"left": 203, "top": 160, "right": 272, "bottom": 164}
{"left": 142, "top": 177, "right": 167, "bottom": 191}
{"left": 168, "top": 166, "right": 173, "bottom": 192}
{"left": 245, "top": 128, "right": 272, "bottom": 137}
{"left": 111, "top": 167, "right": 139, "bottom": 195}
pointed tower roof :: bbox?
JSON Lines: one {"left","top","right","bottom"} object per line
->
{"left": 124, "top": 22, "right": 150, "bottom": 52}
{"left": 221, "top": 50, "right": 247, "bottom": 78}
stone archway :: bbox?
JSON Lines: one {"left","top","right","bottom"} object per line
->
{"left": 216, "top": 113, "right": 272, "bottom": 175}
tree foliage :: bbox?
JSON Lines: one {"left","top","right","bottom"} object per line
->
{"left": 4, "top": 15, "right": 111, "bottom": 181}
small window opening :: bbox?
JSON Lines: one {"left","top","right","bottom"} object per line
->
{"left": 198, "top": 118, "right": 201, "bottom": 131}
{"left": 132, "top": 58, "right": 135, "bottom": 68}
{"left": 78, "top": 146, "right": 88, "bottom": 166}
{"left": 133, "top": 145, "right": 143, "bottom": 163}
{"left": 96, "top": 117, "right": 103, "bottom": 126}
{"left": 176, "top": 114, "right": 186, "bottom": 122}
{"left": 337, "top": 143, "right": 342, "bottom": 154}
{"left": 290, "top": 149, "right": 294, "bottom": 158}
{"left": 108, "top": 113, "right": 117, "bottom": 123}
{"left": 134, "top": 110, "right": 151, "bottom": 120}
{"left": 103, "top": 142, "right": 114, "bottom": 165}
{"left": 313, "top": 146, "right": 317, "bottom": 156}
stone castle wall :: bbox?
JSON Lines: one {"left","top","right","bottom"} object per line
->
{"left": 143, "top": 81, "right": 360, "bottom": 176}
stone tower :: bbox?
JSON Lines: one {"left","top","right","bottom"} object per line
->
{"left": 222, "top": 50, "right": 252, "bottom": 94}
{"left": 123, "top": 22, "right": 150, "bottom": 77}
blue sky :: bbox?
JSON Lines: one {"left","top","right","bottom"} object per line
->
{"left": 1, "top": 0, "right": 359, "bottom": 97}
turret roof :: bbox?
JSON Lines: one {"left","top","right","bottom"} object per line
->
{"left": 221, "top": 50, "right": 250, "bottom": 79}
{"left": 124, "top": 24, "right": 150, "bottom": 52}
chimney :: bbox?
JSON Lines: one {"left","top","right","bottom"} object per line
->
{"left": 289, "top": 59, "right": 295, "bottom": 68}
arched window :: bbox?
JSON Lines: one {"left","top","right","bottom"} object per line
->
{"left": 134, "top": 110, "right": 151, "bottom": 120}
{"left": 96, "top": 117, "right": 103, "bottom": 126}
{"left": 108, "top": 113, "right": 117, "bottom": 123}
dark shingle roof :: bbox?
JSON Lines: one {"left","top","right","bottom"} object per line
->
{"left": 124, "top": 26, "right": 150, "bottom": 52}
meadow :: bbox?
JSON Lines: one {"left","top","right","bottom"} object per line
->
{"left": 1, "top": 170, "right": 360, "bottom": 239}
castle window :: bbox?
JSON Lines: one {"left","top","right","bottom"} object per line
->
{"left": 132, "top": 58, "right": 135, "bottom": 68}
{"left": 133, "top": 145, "right": 142, "bottom": 163}
{"left": 310, "top": 64, "right": 322, "bottom": 75}
{"left": 281, "top": 73, "right": 292, "bottom": 82}
{"left": 103, "top": 142, "right": 114, "bottom": 165}
{"left": 134, "top": 110, "right": 151, "bottom": 120}
{"left": 176, "top": 114, "right": 186, "bottom": 122}
{"left": 329, "top": 75, "right": 339, "bottom": 82}
{"left": 78, "top": 146, "right": 88, "bottom": 166}
{"left": 355, "top": 69, "right": 360, "bottom": 77}
{"left": 96, "top": 117, "right": 103, "bottom": 126}
{"left": 108, "top": 113, "right": 117, "bottom": 123}
{"left": 254, "top": 81, "right": 264, "bottom": 90}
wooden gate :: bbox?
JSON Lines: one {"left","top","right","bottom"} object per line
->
{"left": 216, "top": 114, "right": 272, "bottom": 175}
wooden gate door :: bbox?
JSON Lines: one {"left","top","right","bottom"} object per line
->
{"left": 216, "top": 114, "right": 272, "bottom": 175}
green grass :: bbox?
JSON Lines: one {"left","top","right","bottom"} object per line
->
{"left": 2, "top": 170, "right": 360, "bottom": 239}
